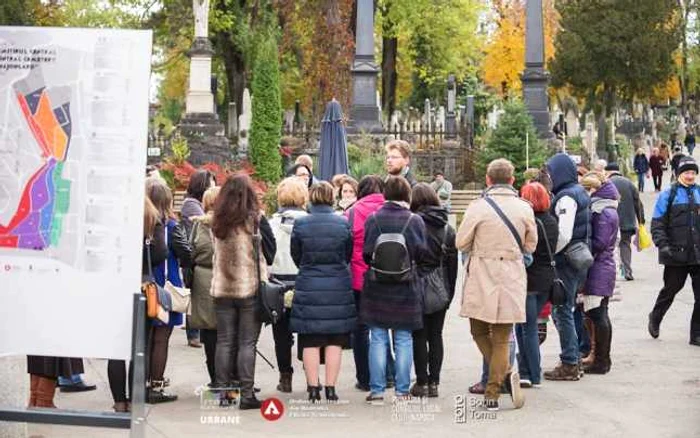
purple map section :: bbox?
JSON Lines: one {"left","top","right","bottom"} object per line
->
{"left": 14, "top": 159, "right": 56, "bottom": 250}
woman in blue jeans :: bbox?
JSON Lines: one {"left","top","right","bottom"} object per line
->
{"left": 360, "top": 176, "right": 426, "bottom": 404}
{"left": 515, "top": 182, "right": 559, "bottom": 386}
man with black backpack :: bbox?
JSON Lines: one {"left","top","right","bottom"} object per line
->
{"left": 360, "top": 176, "right": 427, "bottom": 405}
{"left": 649, "top": 156, "right": 700, "bottom": 346}
{"left": 456, "top": 159, "right": 537, "bottom": 411}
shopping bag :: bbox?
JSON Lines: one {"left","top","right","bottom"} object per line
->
{"left": 636, "top": 225, "right": 652, "bottom": 251}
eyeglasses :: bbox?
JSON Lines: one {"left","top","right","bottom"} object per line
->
{"left": 386, "top": 155, "right": 403, "bottom": 161}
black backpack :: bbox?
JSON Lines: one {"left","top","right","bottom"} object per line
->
{"left": 370, "top": 213, "right": 414, "bottom": 283}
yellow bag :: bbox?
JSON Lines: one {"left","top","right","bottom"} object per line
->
{"left": 636, "top": 226, "right": 652, "bottom": 251}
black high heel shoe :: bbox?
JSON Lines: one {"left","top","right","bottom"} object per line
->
{"left": 308, "top": 385, "right": 321, "bottom": 402}
{"left": 325, "top": 386, "right": 338, "bottom": 402}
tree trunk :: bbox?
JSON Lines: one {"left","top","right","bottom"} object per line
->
{"left": 382, "top": 35, "right": 397, "bottom": 118}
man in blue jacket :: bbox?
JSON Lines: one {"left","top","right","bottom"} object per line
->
{"left": 649, "top": 156, "right": 700, "bottom": 346}
{"left": 544, "top": 153, "right": 591, "bottom": 380}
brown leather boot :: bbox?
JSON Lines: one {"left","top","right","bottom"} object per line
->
{"left": 28, "top": 374, "right": 40, "bottom": 407}
{"left": 35, "top": 377, "right": 57, "bottom": 408}
{"left": 581, "top": 316, "right": 596, "bottom": 366}
{"left": 276, "top": 372, "right": 292, "bottom": 393}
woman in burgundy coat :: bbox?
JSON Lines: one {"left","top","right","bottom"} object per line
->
{"left": 580, "top": 173, "right": 619, "bottom": 375}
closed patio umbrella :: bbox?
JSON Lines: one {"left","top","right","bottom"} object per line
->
{"left": 318, "top": 99, "right": 349, "bottom": 182}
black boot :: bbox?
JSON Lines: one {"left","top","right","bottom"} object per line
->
{"left": 648, "top": 313, "right": 660, "bottom": 339}
{"left": 308, "top": 385, "right": 321, "bottom": 403}
{"left": 585, "top": 317, "right": 612, "bottom": 374}
{"left": 239, "top": 394, "right": 262, "bottom": 410}
{"left": 325, "top": 386, "right": 338, "bottom": 402}
{"left": 277, "top": 372, "right": 292, "bottom": 393}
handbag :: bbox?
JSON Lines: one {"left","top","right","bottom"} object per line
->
{"left": 253, "top": 220, "right": 289, "bottom": 325}
{"left": 484, "top": 196, "right": 533, "bottom": 267}
{"left": 635, "top": 225, "right": 652, "bottom": 251}
{"left": 422, "top": 225, "right": 451, "bottom": 315}
{"left": 164, "top": 225, "right": 191, "bottom": 315}
{"left": 536, "top": 218, "right": 567, "bottom": 306}
{"left": 563, "top": 205, "right": 594, "bottom": 271}
{"left": 143, "top": 238, "right": 171, "bottom": 324}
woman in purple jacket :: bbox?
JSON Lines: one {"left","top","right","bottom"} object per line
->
{"left": 580, "top": 172, "right": 619, "bottom": 375}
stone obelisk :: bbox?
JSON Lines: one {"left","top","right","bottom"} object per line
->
{"left": 179, "top": 0, "right": 230, "bottom": 164}
{"left": 521, "top": 0, "right": 551, "bottom": 138}
{"left": 348, "top": 0, "right": 382, "bottom": 133}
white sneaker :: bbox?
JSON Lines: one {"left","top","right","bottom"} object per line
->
{"left": 507, "top": 372, "right": 525, "bottom": 409}
{"left": 519, "top": 378, "right": 532, "bottom": 388}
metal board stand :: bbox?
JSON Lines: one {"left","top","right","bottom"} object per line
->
{"left": 0, "top": 293, "right": 147, "bottom": 438}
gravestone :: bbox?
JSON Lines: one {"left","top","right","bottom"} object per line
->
{"left": 227, "top": 102, "right": 237, "bottom": 138}
{"left": 445, "top": 75, "right": 457, "bottom": 139}
{"left": 566, "top": 110, "right": 579, "bottom": 138}
{"left": 348, "top": 0, "right": 382, "bottom": 132}
{"left": 521, "top": 0, "right": 551, "bottom": 137}
{"left": 237, "top": 88, "right": 252, "bottom": 160}
{"left": 424, "top": 99, "right": 432, "bottom": 130}
{"left": 180, "top": 0, "right": 230, "bottom": 164}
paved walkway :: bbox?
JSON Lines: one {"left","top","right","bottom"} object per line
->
{"left": 25, "top": 185, "right": 700, "bottom": 437}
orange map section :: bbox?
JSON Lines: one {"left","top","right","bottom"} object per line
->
{"left": 15, "top": 91, "right": 68, "bottom": 160}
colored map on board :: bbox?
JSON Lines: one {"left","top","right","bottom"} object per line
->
{"left": 0, "top": 67, "right": 71, "bottom": 250}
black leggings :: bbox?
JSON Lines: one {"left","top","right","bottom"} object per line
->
{"left": 412, "top": 309, "right": 447, "bottom": 385}
{"left": 148, "top": 325, "right": 173, "bottom": 381}
{"left": 272, "top": 311, "right": 294, "bottom": 374}
{"left": 107, "top": 360, "right": 133, "bottom": 403}
{"left": 200, "top": 329, "right": 218, "bottom": 384}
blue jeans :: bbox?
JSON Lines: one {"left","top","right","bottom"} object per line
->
{"left": 58, "top": 374, "right": 82, "bottom": 386}
{"left": 552, "top": 255, "right": 584, "bottom": 365}
{"left": 352, "top": 292, "right": 395, "bottom": 387}
{"left": 637, "top": 173, "right": 645, "bottom": 193}
{"left": 515, "top": 293, "right": 549, "bottom": 384}
{"left": 369, "top": 328, "right": 412, "bottom": 395}
{"left": 480, "top": 333, "right": 516, "bottom": 386}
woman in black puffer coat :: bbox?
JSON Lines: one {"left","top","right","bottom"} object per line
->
{"left": 290, "top": 182, "right": 356, "bottom": 402}
{"left": 408, "top": 184, "right": 457, "bottom": 398}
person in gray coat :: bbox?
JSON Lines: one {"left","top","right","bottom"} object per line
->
{"left": 605, "top": 163, "right": 645, "bottom": 280}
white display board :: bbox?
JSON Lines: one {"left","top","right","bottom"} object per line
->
{"left": 0, "top": 27, "right": 152, "bottom": 360}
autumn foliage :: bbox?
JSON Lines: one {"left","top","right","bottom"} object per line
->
{"left": 482, "top": 0, "right": 558, "bottom": 96}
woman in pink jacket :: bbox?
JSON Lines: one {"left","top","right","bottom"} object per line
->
{"left": 345, "top": 175, "right": 386, "bottom": 391}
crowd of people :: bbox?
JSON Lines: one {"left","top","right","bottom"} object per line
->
{"left": 25, "top": 137, "right": 700, "bottom": 414}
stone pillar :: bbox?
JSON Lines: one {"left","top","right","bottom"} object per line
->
{"left": 521, "top": 0, "right": 551, "bottom": 138}
{"left": 348, "top": 0, "right": 382, "bottom": 133}
{"left": 179, "top": 0, "right": 229, "bottom": 165}
{"left": 445, "top": 74, "right": 457, "bottom": 139}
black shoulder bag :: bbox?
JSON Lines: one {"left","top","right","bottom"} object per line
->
{"left": 422, "top": 224, "right": 451, "bottom": 315}
{"left": 536, "top": 218, "right": 567, "bottom": 306}
{"left": 253, "top": 219, "right": 289, "bottom": 325}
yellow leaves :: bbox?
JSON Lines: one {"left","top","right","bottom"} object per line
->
{"left": 482, "top": 0, "right": 558, "bottom": 96}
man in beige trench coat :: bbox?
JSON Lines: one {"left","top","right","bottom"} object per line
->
{"left": 456, "top": 159, "right": 537, "bottom": 411}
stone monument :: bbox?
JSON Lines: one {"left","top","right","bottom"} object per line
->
{"left": 179, "top": 0, "right": 230, "bottom": 164}
{"left": 445, "top": 74, "right": 457, "bottom": 139}
{"left": 521, "top": 0, "right": 551, "bottom": 138}
{"left": 348, "top": 0, "right": 382, "bottom": 132}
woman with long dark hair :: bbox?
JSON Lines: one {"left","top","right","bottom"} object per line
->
{"left": 145, "top": 177, "right": 191, "bottom": 403}
{"left": 408, "top": 183, "right": 457, "bottom": 398}
{"left": 211, "top": 175, "right": 276, "bottom": 410}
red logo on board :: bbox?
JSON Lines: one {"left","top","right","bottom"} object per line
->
{"left": 260, "top": 397, "right": 284, "bottom": 421}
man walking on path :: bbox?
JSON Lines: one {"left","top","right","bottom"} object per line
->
{"left": 456, "top": 158, "right": 536, "bottom": 411}
{"left": 649, "top": 156, "right": 700, "bottom": 346}
{"left": 544, "top": 153, "right": 591, "bottom": 381}
{"left": 606, "top": 163, "right": 645, "bottom": 280}
{"left": 649, "top": 148, "right": 665, "bottom": 192}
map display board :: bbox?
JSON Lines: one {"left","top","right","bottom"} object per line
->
{"left": 0, "top": 27, "right": 152, "bottom": 360}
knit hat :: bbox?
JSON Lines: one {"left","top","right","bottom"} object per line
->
{"left": 604, "top": 162, "right": 620, "bottom": 172}
{"left": 678, "top": 156, "right": 699, "bottom": 175}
